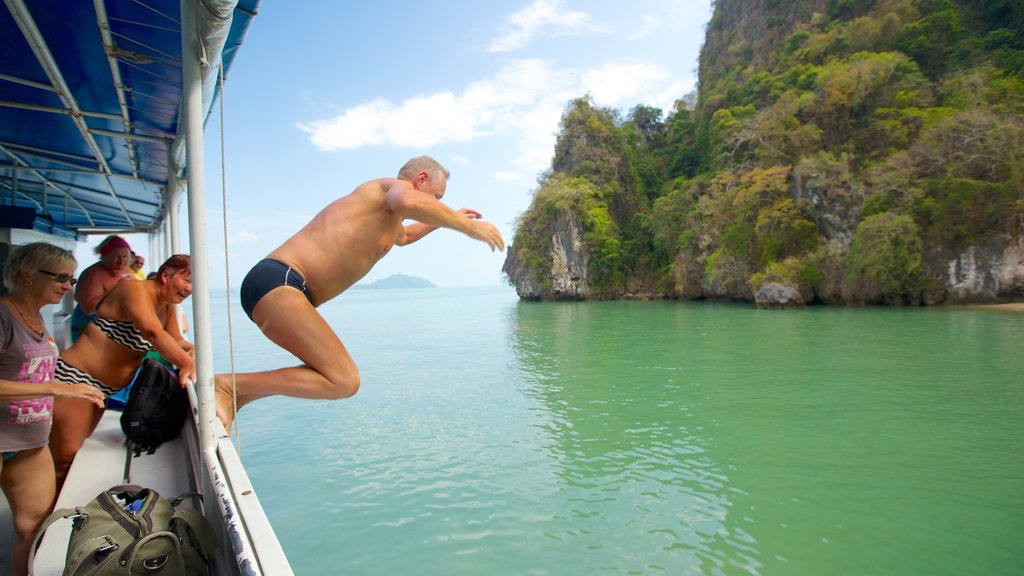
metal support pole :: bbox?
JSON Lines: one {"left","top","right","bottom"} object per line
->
{"left": 181, "top": 0, "right": 218, "bottom": 451}
{"left": 164, "top": 208, "right": 173, "bottom": 261}
{"left": 167, "top": 150, "right": 182, "bottom": 254}
{"left": 165, "top": 144, "right": 180, "bottom": 259}
{"left": 148, "top": 229, "right": 157, "bottom": 273}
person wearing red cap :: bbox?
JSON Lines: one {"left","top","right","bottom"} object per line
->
{"left": 69, "top": 235, "right": 135, "bottom": 343}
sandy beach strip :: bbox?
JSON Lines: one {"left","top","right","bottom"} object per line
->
{"left": 953, "top": 302, "right": 1024, "bottom": 312}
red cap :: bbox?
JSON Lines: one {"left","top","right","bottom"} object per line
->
{"left": 98, "top": 236, "right": 131, "bottom": 256}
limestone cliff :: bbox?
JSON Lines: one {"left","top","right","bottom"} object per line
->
{"left": 938, "top": 238, "right": 1024, "bottom": 303}
{"left": 503, "top": 209, "right": 593, "bottom": 300}
{"left": 503, "top": 0, "right": 1024, "bottom": 305}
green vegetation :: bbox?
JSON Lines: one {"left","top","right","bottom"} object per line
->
{"left": 845, "top": 213, "right": 927, "bottom": 302}
{"left": 507, "top": 0, "right": 1024, "bottom": 303}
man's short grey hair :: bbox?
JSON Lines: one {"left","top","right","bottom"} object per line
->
{"left": 398, "top": 155, "right": 450, "bottom": 183}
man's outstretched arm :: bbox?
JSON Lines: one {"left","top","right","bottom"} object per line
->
{"left": 397, "top": 209, "right": 484, "bottom": 246}
{"left": 386, "top": 186, "right": 504, "bottom": 251}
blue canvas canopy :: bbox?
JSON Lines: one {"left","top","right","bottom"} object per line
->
{"left": 0, "top": 0, "right": 259, "bottom": 238}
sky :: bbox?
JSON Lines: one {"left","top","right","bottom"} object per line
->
{"left": 79, "top": 0, "right": 713, "bottom": 288}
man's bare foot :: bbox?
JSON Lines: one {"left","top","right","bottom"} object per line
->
{"left": 214, "top": 374, "right": 237, "bottom": 430}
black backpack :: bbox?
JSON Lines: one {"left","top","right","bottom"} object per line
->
{"left": 120, "top": 358, "right": 189, "bottom": 456}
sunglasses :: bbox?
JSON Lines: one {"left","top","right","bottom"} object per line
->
{"left": 37, "top": 269, "right": 77, "bottom": 286}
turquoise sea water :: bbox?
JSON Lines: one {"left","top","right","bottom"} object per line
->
{"left": 207, "top": 287, "right": 1024, "bottom": 575}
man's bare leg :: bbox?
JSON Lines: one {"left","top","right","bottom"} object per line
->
{"left": 214, "top": 287, "right": 359, "bottom": 427}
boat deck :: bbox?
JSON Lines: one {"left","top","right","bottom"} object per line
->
{"left": 1, "top": 394, "right": 292, "bottom": 575}
{"left": 3, "top": 409, "right": 195, "bottom": 574}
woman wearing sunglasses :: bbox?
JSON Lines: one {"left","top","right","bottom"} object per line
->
{"left": 0, "top": 243, "right": 105, "bottom": 576}
{"left": 49, "top": 254, "right": 196, "bottom": 494}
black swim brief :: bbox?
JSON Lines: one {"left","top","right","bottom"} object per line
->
{"left": 240, "top": 258, "right": 315, "bottom": 321}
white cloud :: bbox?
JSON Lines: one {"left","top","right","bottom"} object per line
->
{"left": 296, "top": 93, "right": 481, "bottom": 150}
{"left": 653, "top": 79, "right": 697, "bottom": 110}
{"left": 297, "top": 58, "right": 689, "bottom": 173}
{"left": 228, "top": 230, "right": 259, "bottom": 244}
{"left": 221, "top": 212, "right": 310, "bottom": 246}
{"left": 449, "top": 154, "right": 470, "bottom": 165}
{"left": 627, "top": 15, "right": 663, "bottom": 41}
{"left": 581, "top": 62, "right": 670, "bottom": 107}
{"left": 494, "top": 172, "right": 523, "bottom": 181}
{"left": 489, "top": 0, "right": 609, "bottom": 52}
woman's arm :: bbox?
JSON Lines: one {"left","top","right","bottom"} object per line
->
{"left": 163, "top": 304, "right": 194, "bottom": 355}
{"left": 0, "top": 379, "right": 105, "bottom": 407}
{"left": 120, "top": 284, "right": 196, "bottom": 385}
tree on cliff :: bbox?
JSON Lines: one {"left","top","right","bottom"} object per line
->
{"left": 504, "top": 0, "right": 1024, "bottom": 304}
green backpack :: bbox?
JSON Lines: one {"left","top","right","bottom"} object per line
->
{"left": 30, "top": 484, "right": 220, "bottom": 575}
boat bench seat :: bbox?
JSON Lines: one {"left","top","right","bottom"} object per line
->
{"left": 31, "top": 409, "right": 190, "bottom": 575}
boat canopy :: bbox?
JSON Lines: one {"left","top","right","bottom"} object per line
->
{"left": 0, "top": 0, "right": 259, "bottom": 238}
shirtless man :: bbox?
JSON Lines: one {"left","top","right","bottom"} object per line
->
{"left": 215, "top": 156, "right": 504, "bottom": 427}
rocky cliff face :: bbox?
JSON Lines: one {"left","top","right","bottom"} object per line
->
{"left": 700, "top": 0, "right": 831, "bottom": 90}
{"left": 504, "top": 212, "right": 1024, "bottom": 305}
{"left": 502, "top": 210, "right": 593, "bottom": 300}
{"left": 938, "top": 236, "right": 1024, "bottom": 303}
{"left": 502, "top": 0, "right": 1024, "bottom": 306}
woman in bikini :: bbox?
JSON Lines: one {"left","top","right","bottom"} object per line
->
{"left": 0, "top": 243, "right": 105, "bottom": 576}
{"left": 49, "top": 254, "right": 196, "bottom": 492}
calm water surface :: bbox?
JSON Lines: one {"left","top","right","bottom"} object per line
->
{"left": 208, "top": 287, "right": 1023, "bottom": 575}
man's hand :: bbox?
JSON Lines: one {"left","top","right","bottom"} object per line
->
{"left": 456, "top": 208, "right": 503, "bottom": 251}
{"left": 468, "top": 219, "right": 505, "bottom": 252}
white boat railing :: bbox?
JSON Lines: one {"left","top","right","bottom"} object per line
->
{"left": 5, "top": 1, "right": 294, "bottom": 573}
{"left": 178, "top": 2, "right": 294, "bottom": 572}
{"left": 184, "top": 388, "right": 294, "bottom": 575}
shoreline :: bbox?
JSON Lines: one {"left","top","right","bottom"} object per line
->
{"left": 952, "top": 302, "right": 1024, "bottom": 312}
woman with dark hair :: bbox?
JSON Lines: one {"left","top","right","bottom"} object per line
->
{"left": 49, "top": 254, "right": 195, "bottom": 492}
{"left": 70, "top": 235, "right": 135, "bottom": 342}
{"left": 0, "top": 243, "right": 104, "bottom": 576}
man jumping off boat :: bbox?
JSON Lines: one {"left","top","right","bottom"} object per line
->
{"left": 215, "top": 155, "right": 505, "bottom": 428}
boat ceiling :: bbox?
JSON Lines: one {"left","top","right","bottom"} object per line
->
{"left": 0, "top": 0, "right": 259, "bottom": 239}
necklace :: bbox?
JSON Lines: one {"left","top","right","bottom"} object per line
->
{"left": 8, "top": 297, "right": 44, "bottom": 339}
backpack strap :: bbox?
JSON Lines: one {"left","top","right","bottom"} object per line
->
{"left": 27, "top": 507, "right": 81, "bottom": 576}
{"left": 63, "top": 534, "right": 122, "bottom": 575}
{"left": 110, "top": 484, "right": 146, "bottom": 500}
{"left": 124, "top": 439, "right": 133, "bottom": 483}
{"left": 170, "top": 507, "right": 221, "bottom": 558}
{"left": 171, "top": 491, "right": 203, "bottom": 507}
{"left": 119, "top": 531, "right": 185, "bottom": 573}
{"left": 170, "top": 491, "right": 218, "bottom": 557}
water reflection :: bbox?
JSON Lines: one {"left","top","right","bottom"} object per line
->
{"left": 507, "top": 301, "right": 762, "bottom": 574}
{"left": 210, "top": 289, "right": 1024, "bottom": 575}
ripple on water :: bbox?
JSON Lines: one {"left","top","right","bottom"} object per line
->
{"left": 219, "top": 292, "right": 1024, "bottom": 575}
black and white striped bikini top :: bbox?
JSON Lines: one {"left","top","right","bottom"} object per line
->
{"left": 92, "top": 315, "right": 153, "bottom": 353}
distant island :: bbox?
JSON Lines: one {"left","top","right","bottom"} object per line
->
{"left": 353, "top": 274, "right": 437, "bottom": 290}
